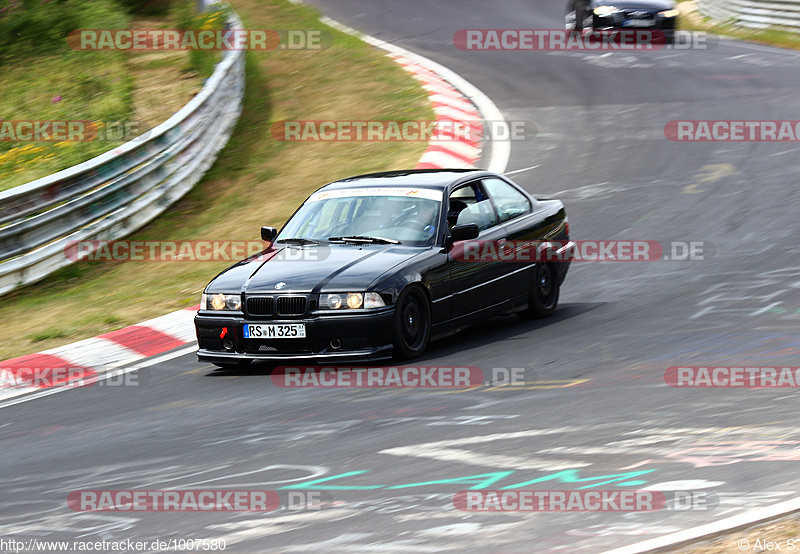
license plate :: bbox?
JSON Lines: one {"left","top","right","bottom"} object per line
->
{"left": 623, "top": 19, "right": 654, "bottom": 27}
{"left": 244, "top": 323, "right": 306, "bottom": 339}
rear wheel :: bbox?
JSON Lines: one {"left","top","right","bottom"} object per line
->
{"left": 393, "top": 286, "right": 431, "bottom": 360}
{"left": 519, "top": 263, "right": 560, "bottom": 319}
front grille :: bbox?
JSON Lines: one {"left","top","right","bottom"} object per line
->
{"left": 245, "top": 295, "right": 307, "bottom": 318}
{"left": 277, "top": 296, "right": 307, "bottom": 316}
{"left": 247, "top": 297, "right": 274, "bottom": 316}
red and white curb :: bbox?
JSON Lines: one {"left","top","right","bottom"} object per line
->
{"left": 1, "top": 307, "right": 197, "bottom": 402}
{"left": 391, "top": 54, "right": 482, "bottom": 169}
{"left": 0, "top": 14, "right": 508, "bottom": 403}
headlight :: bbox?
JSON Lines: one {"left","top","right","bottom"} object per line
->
{"left": 347, "top": 293, "right": 363, "bottom": 309}
{"left": 319, "top": 292, "right": 386, "bottom": 310}
{"left": 594, "top": 6, "right": 619, "bottom": 16}
{"left": 201, "top": 292, "right": 242, "bottom": 311}
{"left": 659, "top": 9, "right": 680, "bottom": 17}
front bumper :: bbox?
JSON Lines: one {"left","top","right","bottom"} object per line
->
{"left": 195, "top": 308, "right": 395, "bottom": 364}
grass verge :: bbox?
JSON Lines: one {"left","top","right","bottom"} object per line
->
{"left": 0, "top": 1, "right": 209, "bottom": 192}
{"left": 2, "top": 0, "right": 433, "bottom": 361}
{"left": 677, "top": 0, "right": 800, "bottom": 51}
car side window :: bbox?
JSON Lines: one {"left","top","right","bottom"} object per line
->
{"left": 483, "top": 178, "right": 532, "bottom": 223}
{"left": 448, "top": 182, "right": 498, "bottom": 232}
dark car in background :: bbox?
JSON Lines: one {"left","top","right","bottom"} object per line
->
{"left": 194, "top": 169, "right": 573, "bottom": 367}
{"left": 566, "top": 0, "right": 679, "bottom": 38}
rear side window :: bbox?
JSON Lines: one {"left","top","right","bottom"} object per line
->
{"left": 483, "top": 178, "right": 531, "bottom": 223}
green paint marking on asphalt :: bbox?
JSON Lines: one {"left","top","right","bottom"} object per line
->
{"left": 500, "top": 469, "right": 656, "bottom": 490}
{"left": 766, "top": 307, "right": 788, "bottom": 314}
{"left": 281, "top": 468, "right": 656, "bottom": 491}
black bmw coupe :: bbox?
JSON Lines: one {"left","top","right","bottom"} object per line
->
{"left": 566, "top": 0, "right": 679, "bottom": 35}
{"left": 195, "top": 169, "right": 572, "bottom": 367}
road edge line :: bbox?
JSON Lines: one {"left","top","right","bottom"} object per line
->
{"left": 601, "top": 496, "right": 800, "bottom": 553}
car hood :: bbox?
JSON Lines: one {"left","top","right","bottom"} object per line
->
{"left": 593, "top": 0, "right": 675, "bottom": 10}
{"left": 206, "top": 244, "right": 426, "bottom": 294}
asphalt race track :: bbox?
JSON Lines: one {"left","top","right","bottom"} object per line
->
{"left": 3, "top": 0, "right": 800, "bottom": 552}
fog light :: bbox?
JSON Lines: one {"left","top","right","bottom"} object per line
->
{"left": 223, "top": 339, "right": 234, "bottom": 351}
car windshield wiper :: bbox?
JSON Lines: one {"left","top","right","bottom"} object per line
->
{"left": 327, "top": 235, "right": 400, "bottom": 245}
{"left": 274, "top": 237, "right": 322, "bottom": 245}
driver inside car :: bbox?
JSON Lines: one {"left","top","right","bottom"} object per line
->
{"left": 414, "top": 200, "right": 439, "bottom": 238}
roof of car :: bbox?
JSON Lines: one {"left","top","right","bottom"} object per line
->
{"left": 322, "top": 169, "right": 490, "bottom": 191}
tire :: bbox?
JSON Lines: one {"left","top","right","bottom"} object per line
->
{"left": 519, "top": 262, "right": 560, "bottom": 319}
{"left": 392, "top": 286, "right": 431, "bottom": 360}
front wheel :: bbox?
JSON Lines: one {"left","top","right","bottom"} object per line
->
{"left": 393, "top": 286, "right": 431, "bottom": 360}
{"left": 519, "top": 263, "right": 560, "bottom": 319}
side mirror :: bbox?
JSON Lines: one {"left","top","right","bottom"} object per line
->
{"left": 449, "top": 223, "right": 480, "bottom": 242}
{"left": 261, "top": 226, "right": 278, "bottom": 242}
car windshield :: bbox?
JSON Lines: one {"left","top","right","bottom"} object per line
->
{"left": 276, "top": 188, "right": 443, "bottom": 246}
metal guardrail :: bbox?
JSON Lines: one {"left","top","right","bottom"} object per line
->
{"left": 697, "top": 0, "right": 800, "bottom": 30}
{"left": 0, "top": 4, "right": 245, "bottom": 296}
